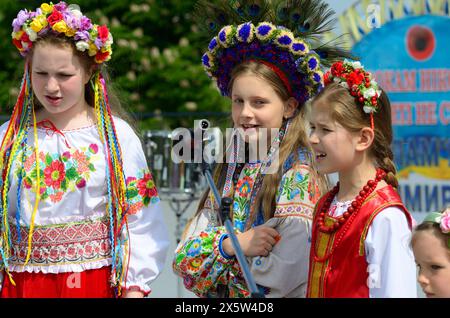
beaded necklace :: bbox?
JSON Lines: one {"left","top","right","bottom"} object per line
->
{"left": 312, "top": 169, "right": 386, "bottom": 262}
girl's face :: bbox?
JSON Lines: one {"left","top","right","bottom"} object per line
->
{"left": 413, "top": 231, "right": 450, "bottom": 298}
{"left": 231, "top": 74, "right": 295, "bottom": 144}
{"left": 31, "top": 44, "right": 91, "bottom": 120}
{"left": 308, "top": 101, "right": 359, "bottom": 174}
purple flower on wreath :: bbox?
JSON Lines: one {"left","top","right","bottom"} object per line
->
{"left": 219, "top": 29, "right": 227, "bottom": 43}
{"left": 94, "top": 37, "right": 103, "bottom": 50}
{"left": 313, "top": 72, "right": 322, "bottom": 83}
{"left": 308, "top": 57, "right": 318, "bottom": 70}
{"left": 208, "top": 37, "right": 219, "bottom": 52}
{"left": 202, "top": 53, "right": 211, "bottom": 68}
{"left": 54, "top": 2, "right": 68, "bottom": 11}
{"left": 278, "top": 35, "right": 292, "bottom": 46}
{"left": 63, "top": 12, "right": 77, "bottom": 28}
{"left": 257, "top": 25, "right": 271, "bottom": 36}
{"left": 75, "top": 30, "right": 90, "bottom": 41}
{"left": 80, "top": 16, "right": 92, "bottom": 31}
{"left": 12, "top": 10, "right": 30, "bottom": 32}
{"left": 237, "top": 23, "right": 253, "bottom": 43}
{"left": 292, "top": 41, "right": 307, "bottom": 55}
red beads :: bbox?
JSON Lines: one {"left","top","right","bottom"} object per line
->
{"left": 317, "top": 169, "right": 386, "bottom": 234}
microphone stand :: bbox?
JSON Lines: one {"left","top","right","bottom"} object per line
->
{"left": 201, "top": 161, "right": 264, "bottom": 298}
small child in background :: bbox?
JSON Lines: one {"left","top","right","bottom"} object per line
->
{"left": 412, "top": 207, "right": 450, "bottom": 298}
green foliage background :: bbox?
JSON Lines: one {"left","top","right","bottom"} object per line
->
{"left": 0, "top": 0, "right": 231, "bottom": 130}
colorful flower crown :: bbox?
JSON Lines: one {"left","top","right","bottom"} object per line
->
{"left": 324, "top": 60, "right": 381, "bottom": 114}
{"left": 202, "top": 22, "right": 323, "bottom": 104}
{"left": 11, "top": 1, "right": 113, "bottom": 64}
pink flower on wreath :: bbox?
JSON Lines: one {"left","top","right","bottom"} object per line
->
{"left": 440, "top": 210, "right": 450, "bottom": 233}
{"left": 137, "top": 173, "right": 157, "bottom": 198}
{"left": 44, "top": 160, "right": 66, "bottom": 189}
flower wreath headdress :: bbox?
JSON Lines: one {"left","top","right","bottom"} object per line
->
{"left": 1, "top": 2, "right": 128, "bottom": 296}
{"left": 422, "top": 208, "right": 450, "bottom": 248}
{"left": 324, "top": 59, "right": 382, "bottom": 129}
{"left": 11, "top": 1, "right": 113, "bottom": 64}
{"left": 195, "top": 0, "right": 353, "bottom": 105}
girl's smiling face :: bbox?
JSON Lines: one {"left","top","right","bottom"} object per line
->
{"left": 231, "top": 73, "right": 296, "bottom": 144}
{"left": 308, "top": 100, "right": 360, "bottom": 175}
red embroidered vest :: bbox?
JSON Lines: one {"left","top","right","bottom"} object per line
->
{"left": 307, "top": 185, "right": 412, "bottom": 298}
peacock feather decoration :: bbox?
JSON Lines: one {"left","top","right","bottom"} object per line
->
{"left": 195, "top": 0, "right": 354, "bottom": 104}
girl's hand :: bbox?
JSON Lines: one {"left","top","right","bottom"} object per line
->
{"left": 222, "top": 225, "right": 280, "bottom": 257}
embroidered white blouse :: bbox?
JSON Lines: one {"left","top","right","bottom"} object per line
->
{"left": 329, "top": 198, "right": 417, "bottom": 298}
{"left": 0, "top": 117, "right": 169, "bottom": 294}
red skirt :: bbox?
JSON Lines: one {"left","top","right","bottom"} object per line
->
{"left": 1, "top": 266, "right": 114, "bottom": 298}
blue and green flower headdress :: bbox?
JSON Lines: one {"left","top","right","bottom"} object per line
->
{"left": 196, "top": 0, "right": 353, "bottom": 104}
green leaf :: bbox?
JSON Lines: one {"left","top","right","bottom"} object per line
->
{"left": 61, "top": 179, "right": 67, "bottom": 191}
{"left": 127, "top": 188, "right": 138, "bottom": 199}
{"left": 66, "top": 167, "right": 78, "bottom": 180}
{"left": 143, "top": 196, "right": 150, "bottom": 206}
{"left": 89, "top": 163, "right": 95, "bottom": 172}
{"left": 45, "top": 154, "right": 53, "bottom": 166}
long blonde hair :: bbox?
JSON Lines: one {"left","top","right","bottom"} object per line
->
{"left": 311, "top": 82, "right": 399, "bottom": 188}
{"left": 192, "top": 61, "right": 327, "bottom": 227}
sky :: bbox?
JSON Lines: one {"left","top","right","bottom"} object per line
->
{"left": 326, "top": 0, "right": 356, "bottom": 16}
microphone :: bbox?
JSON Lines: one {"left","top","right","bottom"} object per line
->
{"left": 198, "top": 119, "right": 210, "bottom": 131}
{"left": 196, "top": 119, "right": 264, "bottom": 298}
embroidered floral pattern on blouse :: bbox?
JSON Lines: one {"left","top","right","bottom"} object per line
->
{"left": 125, "top": 169, "right": 159, "bottom": 215}
{"left": 9, "top": 217, "right": 111, "bottom": 266}
{"left": 16, "top": 143, "right": 100, "bottom": 203}
{"left": 173, "top": 162, "right": 317, "bottom": 298}
{"left": 277, "top": 170, "right": 310, "bottom": 202}
{"left": 233, "top": 164, "right": 260, "bottom": 232}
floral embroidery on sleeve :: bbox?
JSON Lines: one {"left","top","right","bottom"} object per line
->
{"left": 16, "top": 143, "right": 100, "bottom": 203}
{"left": 277, "top": 170, "right": 310, "bottom": 202}
{"left": 125, "top": 169, "right": 159, "bottom": 215}
{"left": 275, "top": 165, "right": 319, "bottom": 218}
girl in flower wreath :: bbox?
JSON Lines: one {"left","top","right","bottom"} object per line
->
{"left": 0, "top": 2, "right": 169, "bottom": 298}
{"left": 306, "top": 59, "right": 417, "bottom": 298}
{"left": 173, "top": 0, "right": 351, "bottom": 298}
{"left": 412, "top": 207, "right": 450, "bottom": 298}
